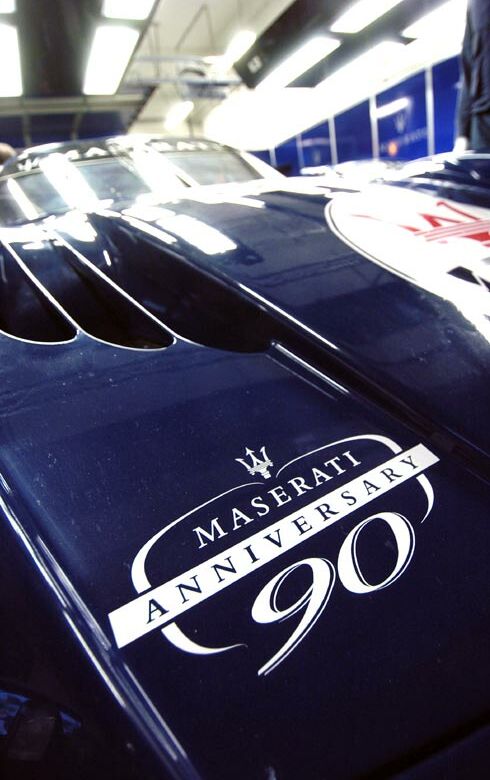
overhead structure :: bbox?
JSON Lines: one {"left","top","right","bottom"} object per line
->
{"left": 0, "top": 0, "right": 469, "bottom": 150}
{"left": 0, "top": 0, "right": 158, "bottom": 147}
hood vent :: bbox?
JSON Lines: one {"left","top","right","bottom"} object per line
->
{"left": 54, "top": 213, "right": 273, "bottom": 353}
{"left": 3, "top": 232, "right": 173, "bottom": 350}
{"left": 0, "top": 244, "right": 76, "bottom": 344}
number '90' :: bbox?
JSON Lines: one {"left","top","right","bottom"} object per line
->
{"left": 252, "top": 511, "right": 415, "bottom": 675}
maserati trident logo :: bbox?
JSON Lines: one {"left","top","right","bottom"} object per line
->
{"left": 236, "top": 446, "right": 273, "bottom": 479}
{"left": 394, "top": 110, "right": 407, "bottom": 134}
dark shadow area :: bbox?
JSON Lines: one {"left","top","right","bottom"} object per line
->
{"left": 69, "top": 215, "right": 273, "bottom": 352}
{"left": 14, "top": 240, "right": 173, "bottom": 349}
{"left": 0, "top": 246, "right": 76, "bottom": 343}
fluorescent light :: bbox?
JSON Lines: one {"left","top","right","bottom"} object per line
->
{"left": 375, "top": 96, "right": 410, "bottom": 119}
{"left": 205, "top": 41, "right": 410, "bottom": 149}
{"left": 164, "top": 100, "right": 194, "bottom": 131}
{"left": 221, "top": 30, "right": 256, "bottom": 69}
{"left": 204, "top": 88, "right": 318, "bottom": 154}
{"left": 402, "top": 0, "right": 467, "bottom": 39}
{"left": 403, "top": 32, "right": 463, "bottom": 67}
{"left": 0, "top": 24, "right": 21, "bottom": 96}
{"left": 317, "top": 41, "right": 405, "bottom": 92}
{"left": 331, "top": 0, "right": 404, "bottom": 34}
{"left": 257, "top": 36, "right": 340, "bottom": 90}
{"left": 0, "top": 24, "right": 21, "bottom": 95}
{"left": 83, "top": 25, "right": 139, "bottom": 95}
{"left": 102, "top": 0, "right": 155, "bottom": 20}
{"left": 0, "top": 1, "right": 15, "bottom": 12}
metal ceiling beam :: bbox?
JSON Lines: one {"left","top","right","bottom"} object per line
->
{"left": 0, "top": 95, "right": 145, "bottom": 117}
{"left": 135, "top": 55, "right": 216, "bottom": 64}
{"left": 126, "top": 78, "right": 240, "bottom": 87}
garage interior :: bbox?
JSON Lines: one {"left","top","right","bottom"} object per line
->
{"left": 0, "top": 0, "right": 466, "bottom": 170}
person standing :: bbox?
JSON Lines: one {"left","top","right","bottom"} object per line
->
{"left": 455, "top": 0, "right": 490, "bottom": 151}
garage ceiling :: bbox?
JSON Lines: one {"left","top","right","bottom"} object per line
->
{"left": 126, "top": 0, "right": 294, "bottom": 134}
{"left": 125, "top": 0, "right": 462, "bottom": 139}
{"left": 0, "top": 0, "right": 464, "bottom": 150}
{"left": 0, "top": 0, "right": 293, "bottom": 147}
{"left": 0, "top": 0, "right": 155, "bottom": 146}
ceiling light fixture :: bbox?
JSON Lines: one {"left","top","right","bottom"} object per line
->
{"left": 220, "top": 30, "right": 256, "bottom": 69}
{"left": 331, "top": 0, "right": 404, "bottom": 34}
{"left": 102, "top": 0, "right": 155, "bottom": 21}
{"left": 0, "top": 24, "right": 22, "bottom": 96}
{"left": 164, "top": 101, "right": 194, "bottom": 131}
{"left": 402, "top": 0, "right": 467, "bottom": 39}
{"left": 83, "top": 25, "right": 139, "bottom": 95}
{"left": 316, "top": 41, "right": 406, "bottom": 93}
{"left": 257, "top": 36, "right": 340, "bottom": 90}
{"left": 375, "top": 96, "right": 410, "bottom": 119}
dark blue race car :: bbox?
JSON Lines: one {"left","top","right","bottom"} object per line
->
{"left": 0, "top": 137, "right": 490, "bottom": 779}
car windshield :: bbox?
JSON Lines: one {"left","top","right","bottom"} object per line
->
{"left": 0, "top": 142, "right": 266, "bottom": 226}
{"left": 162, "top": 149, "right": 262, "bottom": 185}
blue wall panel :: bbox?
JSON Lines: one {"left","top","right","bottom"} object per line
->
{"left": 0, "top": 116, "right": 24, "bottom": 149}
{"left": 30, "top": 114, "right": 75, "bottom": 145}
{"left": 274, "top": 137, "right": 300, "bottom": 175}
{"left": 248, "top": 56, "right": 462, "bottom": 169}
{"left": 299, "top": 121, "right": 332, "bottom": 168}
{"left": 335, "top": 101, "right": 371, "bottom": 162}
{"left": 377, "top": 72, "right": 428, "bottom": 160}
{"left": 78, "top": 112, "right": 125, "bottom": 139}
{"left": 433, "top": 56, "right": 460, "bottom": 153}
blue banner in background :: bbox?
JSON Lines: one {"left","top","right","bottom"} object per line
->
{"left": 0, "top": 116, "right": 23, "bottom": 150}
{"left": 299, "top": 121, "right": 331, "bottom": 169}
{"left": 275, "top": 137, "right": 300, "bottom": 175}
{"left": 248, "top": 56, "right": 461, "bottom": 175}
{"left": 433, "top": 57, "right": 461, "bottom": 153}
{"left": 377, "top": 72, "right": 428, "bottom": 160}
{"left": 335, "top": 101, "right": 372, "bottom": 162}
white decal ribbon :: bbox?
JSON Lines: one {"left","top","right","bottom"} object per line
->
{"left": 109, "top": 443, "right": 438, "bottom": 648}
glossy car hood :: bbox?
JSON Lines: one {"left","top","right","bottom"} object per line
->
{"left": 1, "top": 170, "right": 490, "bottom": 778}
{"left": 31, "top": 178, "right": 487, "bottom": 465}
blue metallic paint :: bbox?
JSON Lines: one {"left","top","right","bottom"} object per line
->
{"left": 1, "top": 147, "right": 490, "bottom": 778}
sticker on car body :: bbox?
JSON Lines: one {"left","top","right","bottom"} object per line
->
{"left": 326, "top": 186, "right": 490, "bottom": 334}
{"left": 108, "top": 434, "right": 439, "bottom": 676}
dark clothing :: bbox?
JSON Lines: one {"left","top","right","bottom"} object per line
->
{"left": 457, "top": 0, "right": 490, "bottom": 148}
{"left": 468, "top": 110, "right": 490, "bottom": 148}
